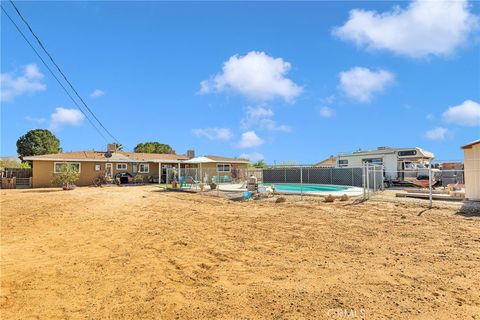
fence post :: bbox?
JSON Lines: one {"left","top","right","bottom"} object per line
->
{"left": 362, "top": 164, "right": 366, "bottom": 200}
{"left": 330, "top": 168, "right": 333, "bottom": 184}
{"left": 373, "top": 166, "right": 377, "bottom": 192}
{"left": 365, "top": 162, "right": 370, "bottom": 199}
{"left": 300, "top": 166, "right": 303, "bottom": 200}
{"left": 428, "top": 163, "right": 433, "bottom": 208}
{"left": 351, "top": 168, "right": 354, "bottom": 186}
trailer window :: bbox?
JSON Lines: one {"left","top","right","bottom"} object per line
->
{"left": 338, "top": 160, "right": 348, "bottom": 167}
{"left": 362, "top": 158, "right": 383, "bottom": 165}
{"left": 398, "top": 150, "right": 417, "bottom": 156}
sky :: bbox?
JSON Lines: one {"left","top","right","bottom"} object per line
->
{"left": 1, "top": 0, "right": 479, "bottom": 164}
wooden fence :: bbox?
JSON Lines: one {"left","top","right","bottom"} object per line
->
{"left": 0, "top": 168, "right": 32, "bottom": 188}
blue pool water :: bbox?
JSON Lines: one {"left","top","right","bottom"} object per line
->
{"left": 261, "top": 183, "right": 350, "bottom": 193}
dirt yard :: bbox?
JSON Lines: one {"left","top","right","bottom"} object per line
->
{"left": 1, "top": 185, "right": 479, "bottom": 319}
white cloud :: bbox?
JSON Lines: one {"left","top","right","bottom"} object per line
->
{"left": 241, "top": 106, "right": 291, "bottom": 132}
{"left": 50, "top": 107, "right": 85, "bottom": 130}
{"left": 442, "top": 100, "right": 480, "bottom": 127}
{"left": 333, "top": 0, "right": 479, "bottom": 58}
{"left": 199, "top": 51, "right": 303, "bottom": 102}
{"left": 425, "top": 127, "right": 448, "bottom": 141}
{"left": 192, "top": 127, "right": 233, "bottom": 140}
{"left": 319, "top": 106, "right": 334, "bottom": 118}
{"left": 239, "top": 152, "right": 264, "bottom": 162}
{"left": 1, "top": 63, "right": 46, "bottom": 102}
{"left": 320, "top": 95, "right": 335, "bottom": 105}
{"left": 90, "top": 89, "right": 105, "bottom": 98}
{"left": 237, "top": 131, "right": 264, "bottom": 148}
{"left": 339, "top": 67, "right": 394, "bottom": 102}
{"left": 25, "top": 116, "right": 47, "bottom": 124}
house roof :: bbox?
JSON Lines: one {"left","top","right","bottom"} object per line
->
{"left": 204, "top": 155, "right": 250, "bottom": 163}
{"left": 22, "top": 151, "right": 250, "bottom": 164}
{"left": 314, "top": 155, "right": 336, "bottom": 167}
{"left": 461, "top": 140, "right": 480, "bottom": 149}
{"left": 23, "top": 151, "right": 189, "bottom": 163}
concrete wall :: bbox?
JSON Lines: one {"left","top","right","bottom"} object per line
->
{"left": 32, "top": 160, "right": 160, "bottom": 187}
{"left": 464, "top": 144, "right": 480, "bottom": 201}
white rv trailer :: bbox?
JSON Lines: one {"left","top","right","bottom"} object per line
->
{"left": 336, "top": 147, "right": 435, "bottom": 182}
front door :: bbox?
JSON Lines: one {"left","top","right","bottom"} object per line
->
{"left": 105, "top": 163, "right": 113, "bottom": 179}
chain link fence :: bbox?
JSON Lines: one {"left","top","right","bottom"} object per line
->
{"left": 262, "top": 165, "right": 382, "bottom": 191}
{"left": 160, "top": 159, "right": 479, "bottom": 207}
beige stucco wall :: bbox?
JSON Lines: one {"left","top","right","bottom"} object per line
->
{"left": 197, "top": 162, "right": 249, "bottom": 182}
{"left": 32, "top": 160, "right": 160, "bottom": 188}
{"left": 464, "top": 144, "right": 480, "bottom": 201}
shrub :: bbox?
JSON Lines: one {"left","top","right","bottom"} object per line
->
{"left": 51, "top": 162, "right": 80, "bottom": 189}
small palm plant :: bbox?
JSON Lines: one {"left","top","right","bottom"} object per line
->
{"left": 51, "top": 162, "right": 80, "bottom": 190}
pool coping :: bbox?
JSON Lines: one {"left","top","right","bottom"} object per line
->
{"left": 218, "top": 183, "right": 364, "bottom": 197}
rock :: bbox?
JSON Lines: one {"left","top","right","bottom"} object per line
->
{"left": 276, "top": 197, "right": 287, "bottom": 203}
{"left": 324, "top": 195, "right": 335, "bottom": 202}
{"left": 340, "top": 194, "right": 349, "bottom": 201}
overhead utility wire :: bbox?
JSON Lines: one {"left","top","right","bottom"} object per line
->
{"left": 1, "top": 5, "right": 110, "bottom": 143}
{"left": 8, "top": 0, "right": 120, "bottom": 144}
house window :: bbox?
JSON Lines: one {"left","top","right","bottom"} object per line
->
{"left": 217, "top": 164, "right": 231, "bottom": 172}
{"left": 95, "top": 164, "right": 101, "bottom": 171}
{"left": 116, "top": 163, "right": 127, "bottom": 170}
{"left": 338, "top": 160, "right": 348, "bottom": 167}
{"left": 138, "top": 163, "right": 149, "bottom": 173}
{"left": 54, "top": 162, "right": 81, "bottom": 173}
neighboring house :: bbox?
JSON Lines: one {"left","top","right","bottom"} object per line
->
{"left": 461, "top": 140, "right": 480, "bottom": 201}
{"left": 314, "top": 155, "right": 336, "bottom": 168}
{"left": 23, "top": 151, "right": 250, "bottom": 188}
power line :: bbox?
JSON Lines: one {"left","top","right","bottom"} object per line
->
{"left": 1, "top": 4, "right": 110, "bottom": 144}
{"left": 7, "top": 0, "right": 120, "bottom": 144}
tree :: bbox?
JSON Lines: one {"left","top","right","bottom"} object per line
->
{"left": 0, "top": 159, "right": 30, "bottom": 169}
{"left": 134, "top": 142, "right": 174, "bottom": 154}
{"left": 252, "top": 160, "right": 268, "bottom": 168}
{"left": 16, "top": 129, "right": 62, "bottom": 160}
{"left": 51, "top": 162, "right": 80, "bottom": 189}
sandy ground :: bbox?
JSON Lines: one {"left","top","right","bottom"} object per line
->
{"left": 1, "top": 185, "right": 479, "bottom": 319}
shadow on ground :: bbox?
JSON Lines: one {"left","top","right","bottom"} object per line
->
{"left": 456, "top": 201, "right": 480, "bottom": 217}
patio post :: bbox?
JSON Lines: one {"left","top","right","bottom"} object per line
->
{"left": 178, "top": 162, "right": 181, "bottom": 187}
{"left": 158, "top": 162, "right": 161, "bottom": 185}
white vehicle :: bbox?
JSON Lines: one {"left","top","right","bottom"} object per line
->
{"left": 336, "top": 146, "right": 438, "bottom": 185}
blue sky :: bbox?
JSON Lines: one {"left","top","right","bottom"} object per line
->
{"left": 1, "top": 1, "right": 479, "bottom": 163}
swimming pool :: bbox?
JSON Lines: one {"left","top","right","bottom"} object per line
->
{"left": 262, "top": 183, "right": 350, "bottom": 193}
{"left": 217, "top": 182, "right": 364, "bottom": 196}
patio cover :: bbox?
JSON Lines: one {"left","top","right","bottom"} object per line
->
{"left": 182, "top": 156, "right": 216, "bottom": 164}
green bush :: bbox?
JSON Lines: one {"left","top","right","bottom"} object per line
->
{"left": 51, "top": 163, "right": 80, "bottom": 189}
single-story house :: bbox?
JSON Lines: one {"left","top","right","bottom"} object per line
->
{"left": 313, "top": 155, "right": 336, "bottom": 168}
{"left": 461, "top": 140, "right": 480, "bottom": 201}
{"left": 23, "top": 151, "right": 250, "bottom": 188}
